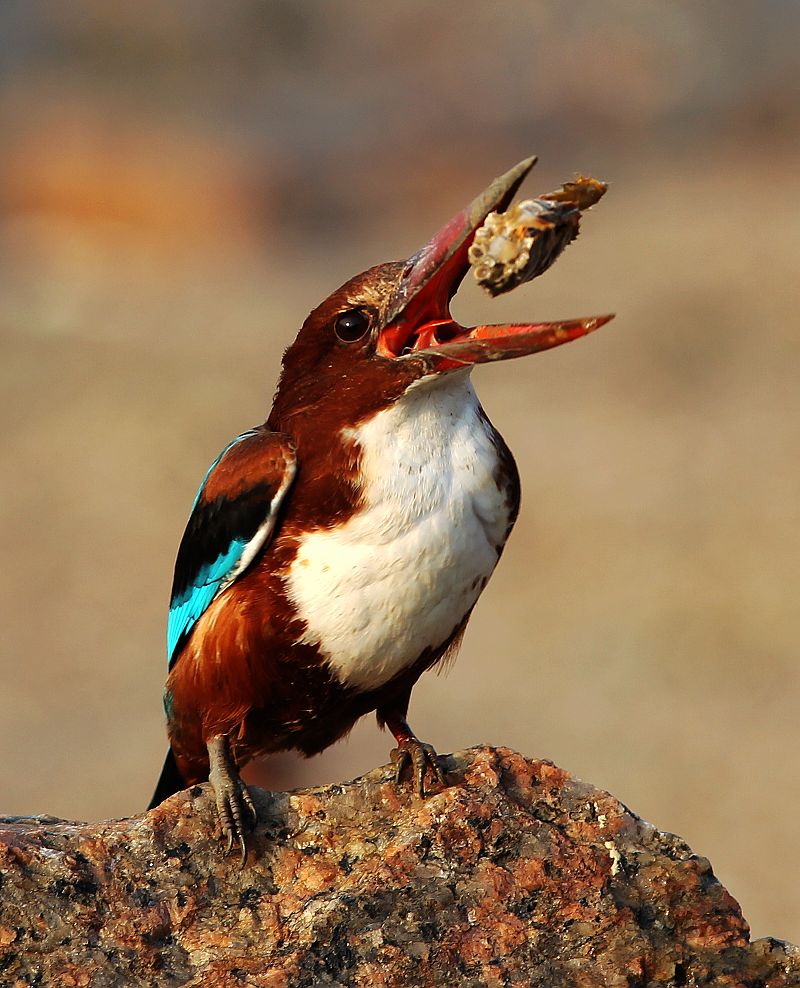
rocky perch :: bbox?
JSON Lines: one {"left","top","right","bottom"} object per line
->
{"left": 0, "top": 746, "right": 796, "bottom": 987}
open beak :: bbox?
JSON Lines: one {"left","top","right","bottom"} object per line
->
{"left": 377, "top": 156, "right": 613, "bottom": 372}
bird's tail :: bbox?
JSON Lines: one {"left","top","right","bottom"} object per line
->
{"left": 148, "top": 746, "right": 186, "bottom": 810}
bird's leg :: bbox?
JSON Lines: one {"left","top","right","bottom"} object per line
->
{"left": 206, "top": 734, "right": 257, "bottom": 865}
{"left": 380, "top": 708, "right": 447, "bottom": 799}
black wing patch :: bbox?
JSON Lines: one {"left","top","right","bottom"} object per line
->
{"left": 167, "top": 429, "right": 296, "bottom": 668}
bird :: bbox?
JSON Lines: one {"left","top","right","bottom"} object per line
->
{"left": 148, "top": 156, "right": 612, "bottom": 860}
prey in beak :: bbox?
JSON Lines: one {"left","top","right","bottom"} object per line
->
{"left": 377, "top": 156, "right": 613, "bottom": 374}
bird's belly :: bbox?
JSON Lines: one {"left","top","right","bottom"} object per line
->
{"left": 284, "top": 375, "right": 514, "bottom": 693}
{"left": 285, "top": 500, "right": 505, "bottom": 692}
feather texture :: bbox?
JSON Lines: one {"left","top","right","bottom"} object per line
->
{"left": 167, "top": 428, "right": 296, "bottom": 667}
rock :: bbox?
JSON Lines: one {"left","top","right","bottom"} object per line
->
{"left": 0, "top": 746, "right": 796, "bottom": 987}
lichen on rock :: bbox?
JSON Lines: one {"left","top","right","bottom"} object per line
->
{"left": 0, "top": 746, "right": 796, "bottom": 986}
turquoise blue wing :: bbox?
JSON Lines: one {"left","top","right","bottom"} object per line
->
{"left": 167, "top": 428, "right": 296, "bottom": 668}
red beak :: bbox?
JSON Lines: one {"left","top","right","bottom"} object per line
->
{"left": 378, "top": 156, "right": 613, "bottom": 372}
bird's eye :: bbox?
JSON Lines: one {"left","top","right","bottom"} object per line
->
{"left": 334, "top": 308, "right": 371, "bottom": 343}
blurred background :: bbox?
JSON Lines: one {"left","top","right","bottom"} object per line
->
{"left": 1, "top": 0, "right": 799, "bottom": 942}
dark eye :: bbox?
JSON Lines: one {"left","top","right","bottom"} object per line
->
{"left": 334, "top": 308, "right": 371, "bottom": 343}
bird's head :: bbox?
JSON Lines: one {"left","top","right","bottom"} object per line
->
{"left": 269, "top": 157, "right": 612, "bottom": 430}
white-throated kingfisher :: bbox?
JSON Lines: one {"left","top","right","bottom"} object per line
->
{"left": 148, "top": 157, "right": 612, "bottom": 860}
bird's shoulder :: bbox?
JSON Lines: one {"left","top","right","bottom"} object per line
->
{"left": 167, "top": 428, "right": 297, "bottom": 667}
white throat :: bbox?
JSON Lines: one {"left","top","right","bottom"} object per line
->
{"left": 285, "top": 372, "right": 514, "bottom": 692}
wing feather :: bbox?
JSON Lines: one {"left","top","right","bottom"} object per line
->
{"left": 167, "top": 428, "right": 296, "bottom": 668}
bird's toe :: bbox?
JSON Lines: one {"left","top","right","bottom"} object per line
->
{"left": 390, "top": 738, "right": 446, "bottom": 798}
{"left": 207, "top": 734, "right": 257, "bottom": 865}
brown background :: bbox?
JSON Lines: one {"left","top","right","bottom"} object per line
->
{"left": 1, "top": 1, "right": 798, "bottom": 942}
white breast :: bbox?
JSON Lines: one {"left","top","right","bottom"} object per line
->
{"left": 284, "top": 372, "right": 514, "bottom": 693}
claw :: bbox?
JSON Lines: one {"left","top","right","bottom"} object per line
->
{"left": 392, "top": 749, "right": 406, "bottom": 787}
{"left": 390, "top": 737, "right": 446, "bottom": 798}
{"left": 207, "top": 735, "right": 256, "bottom": 865}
